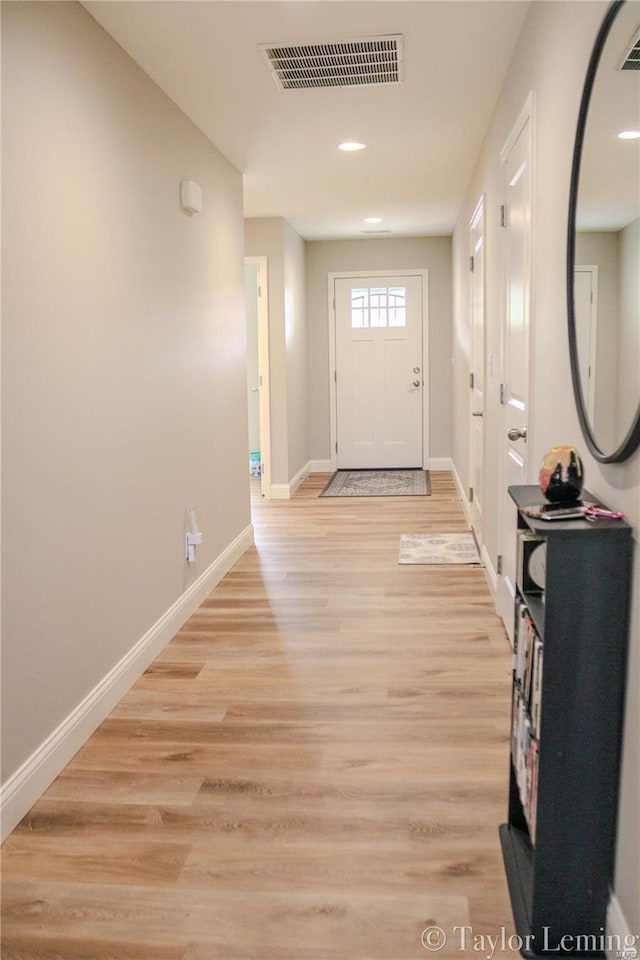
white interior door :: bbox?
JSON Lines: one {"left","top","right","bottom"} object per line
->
{"left": 334, "top": 275, "right": 423, "bottom": 469}
{"left": 497, "top": 97, "right": 534, "bottom": 639}
{"left": 469, "top": 197, "right": 485, "bottom": 543}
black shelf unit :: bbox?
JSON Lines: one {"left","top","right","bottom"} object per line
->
{"left": 500, "top": 485, "right": 633, "bottom": 958}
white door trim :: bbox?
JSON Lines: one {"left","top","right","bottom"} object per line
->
{"left": 327, "top": 269, "right": 430, "bottom": 471}
{"left": 245, "top": 256, "right": 272, "bottom": 499}
{"left": 500, "top": 90, "right": 535, "bottom": 174}
{"left": 468, "top": 193, "right": 486, "bottom": 546}
{"left": 497, "top": 91, "right": 536, "bottom": 637}
{"left": 574, "top": 264, "right": 599, "bottom": 422}
{"left": 499, "top": 89, "right": 536, "bottom": 468}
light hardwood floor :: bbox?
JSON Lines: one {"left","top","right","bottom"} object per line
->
{"left": 1, "top": 472, "right": 517, "bottom": 960}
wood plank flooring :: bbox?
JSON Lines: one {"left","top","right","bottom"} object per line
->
{"left": 1, "top": 472, "right": 516, "bottom": 959}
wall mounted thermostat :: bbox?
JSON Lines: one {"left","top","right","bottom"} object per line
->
{"left": 181, "top": 179, "right": 202, "bottom": 215}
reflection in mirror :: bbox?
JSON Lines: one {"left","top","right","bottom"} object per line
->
{"left": 570, "top": 0, "right": 640, "bottom": 461}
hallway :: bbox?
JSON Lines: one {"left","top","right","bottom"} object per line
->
{"left": 2, "top": 473, "right": 515, "bottom": 959}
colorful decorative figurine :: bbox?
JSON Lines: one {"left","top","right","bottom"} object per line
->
{"left": 539, "top": 445, "right": 584, "bottom": 503}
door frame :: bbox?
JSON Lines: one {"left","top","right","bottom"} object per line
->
{"left": 573, "top": 264, "right": 598, "bottom": 423}
{"left": 244, "top": 256, "right": 272, "bottom": 499}
{"left": 468, "top": 194, "right": 486, "bottom": 546}
{"left": 496, "top": 91, "right": 535, "bottom": 636}
{"left": 327, "top": 269, "right": 430, "bottom": 471}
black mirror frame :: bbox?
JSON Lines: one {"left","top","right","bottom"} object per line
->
{"left": 567, "top": 0, "right": 640, "bottom": 464}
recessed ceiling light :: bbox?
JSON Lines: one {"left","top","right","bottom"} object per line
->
{"left": 338, "top": 141, "right": 366, "bottom": 152}
{"left": 617, "top": 130, "right": 640, "bottom": 140}
{"left": 364, "top": 217, "right": 383, "bottom": 224}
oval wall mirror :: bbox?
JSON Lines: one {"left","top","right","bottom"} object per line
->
{"left": 567, "top": 0, "right": 640, "bottom": 463}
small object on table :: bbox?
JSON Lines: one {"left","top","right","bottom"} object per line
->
{"left": 584, "top": 506, "right": 625, "bottom": 522}
{"left": 539, "top": 445, "right": 584, "bottom": 503}
{"left": 522, "top": 504, "right": 586, "bottom": 520}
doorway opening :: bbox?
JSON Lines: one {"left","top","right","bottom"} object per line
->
{"left": 244, "top": 256, "right": 271, "bottom": 500}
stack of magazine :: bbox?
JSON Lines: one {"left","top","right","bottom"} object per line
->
{"left": 512, "top": 597, "right": 544, "bottom": 840}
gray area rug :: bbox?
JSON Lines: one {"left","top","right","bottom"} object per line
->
{"left": 321, "top": 469, "right": 431, "bottom": 498}
{"left": 399, "top": 532, "right": 480, "bottom": 565}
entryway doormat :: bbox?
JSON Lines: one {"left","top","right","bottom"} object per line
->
{"left": 321, "top": 469, "right": 431, "bottom": 498}
{"left": 399, "top": 532, "right": 480, "bottom": 565}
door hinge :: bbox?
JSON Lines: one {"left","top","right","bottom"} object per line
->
{"left": 500, "top": 383, "right": 507, "bottom": 405}
{"left": 334, "top": 370, "right": 337, "bottom": 383}
{"left": 470, "top": 255, "right": 475, "bottom": 273}
{"left": 470, "top": 372, "right": 475, "bottom": 390}
{"left": 500, "top": 204, "right": 507, "bottom": 228}
{"left": 497, "top": 554, "right": 503, "bottom": 575}
{"left": 333, "top": 298, "right": 336, "bottom": 311}
{"left": 335, "top": 441, "right": 338, "bottom": 453}
{"left": 469, "top": 487, "right": 474, "bottom": 503}
{"left": 258, "top": 285, "right": 262, "bottom": 297}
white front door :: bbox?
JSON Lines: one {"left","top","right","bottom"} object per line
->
{"left": 469, "top": 197, "right": 485, "bottom": 544}
{"left": 334, "top": 275, "right": 424, "bottom": 469}
{"left": 497, "top": 96, "right": 534, "bottom": 639}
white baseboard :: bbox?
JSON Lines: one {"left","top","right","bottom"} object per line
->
{"left": 308, "top": 459, "right": 333, "bottom": 473}
{"left": 607, "top": 894, "right": 638, "bottom": 959}
{"left": 270, "top": 461, "right": 312, "bottom": 500}
{"left": 450, "top": 459, "right": 472, "bottom": 522}
{"left": 450, "top": 461, "right": 498, "bottom": 601}
{"left": 428, "top": 457, "right": 453, "bottom": 472}
{"left": 0, "top": 523, "right": 254, "bottom": 841}
{"left": 289, "top": 461, "right": 311, "bottom": 495}
{"left": 481, "top": 544, "right": 498, "bottom": 600}
{"left": 270, "top": 484, "right": 291, "bottom": 500}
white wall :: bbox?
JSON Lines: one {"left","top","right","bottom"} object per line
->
{"left": 244, "top": 217, "right": 308, "bottom": 488}
{"left": 452, "top": 0, "right": 639, "bottom": 935}
{"left": 1, "top": 1, "right": 250, "bottom": 826}
{"left": 305, "top": 237, "right": 453, "bottom": 463}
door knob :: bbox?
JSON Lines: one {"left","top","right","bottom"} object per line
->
{"left": 412, "top": 380, "right": 421, "bottom": 388}
{"left": 413, "top": 367, "right": 421, "bottom": 374}
{"left": 472, "top": 411, "right": 484, "bottom": 418}
{"left": 507, "top": 426, "right": 528, "bottom": 441}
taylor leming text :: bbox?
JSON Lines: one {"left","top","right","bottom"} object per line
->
{"left": 420, "top": 925, "right": 639, "bottom": 959}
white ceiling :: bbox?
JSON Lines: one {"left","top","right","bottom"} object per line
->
{"left": 83, "top": 1, "right": 531, "bottom": 240}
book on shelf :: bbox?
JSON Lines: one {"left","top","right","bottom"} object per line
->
{"left": 516, "top": 698, "right": 531, "bottom": 806}
{"left": 514, "top": 599, "right": 528, "bottom": 685}
{"left": 530, "top": 636, "right": 543, "bottom": 739}
{"left": 512, "top": 692, "right": 540, "bottom": 840}
{"left": 528, "top": 739, "right": 540, "bottom": 842}
{"left": 511, "top": 596, "right": 543, "bottom": 841}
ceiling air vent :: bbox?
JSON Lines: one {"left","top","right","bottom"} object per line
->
{"left": 620, "top": 27, "right": 640, "bottom": 69}
{"left": 260, "top": 35, "right": 403, "bottom": 90}
{"left": 362, "top": 229, "right": 393, "bottom": 235}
